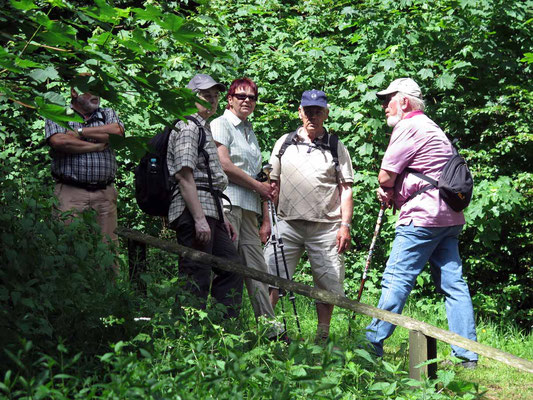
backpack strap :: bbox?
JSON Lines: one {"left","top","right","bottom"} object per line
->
{"left": 185, "top": 115, "right": 228, "bottom": 222}
{"left": 276, "top": 128, "right": 341, "bottom": 181}
{"left": 325, "top": 132, "right": 340, "bottom": 177}
{"left": 276, "top": 130, "right": 299, "bottom": 160}
{"left": 404, "top": 168, "right": 438, "bottom": 202}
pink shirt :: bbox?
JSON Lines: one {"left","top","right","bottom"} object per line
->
{"left": 381, "top": 111, "right": 465, "bottom": 227}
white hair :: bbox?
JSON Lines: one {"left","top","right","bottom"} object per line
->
{"left": 398, "top": 92, "right": 425, "bottom": 111}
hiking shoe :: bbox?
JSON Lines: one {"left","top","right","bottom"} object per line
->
{"left": 441, "top": 359, "right": 478, "bottom": 369}
{"left": 460, "top": 360, "right": 478, "bottom": 369}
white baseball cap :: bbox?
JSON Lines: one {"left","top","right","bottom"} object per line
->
{"left": 376, "top": 78, "right": 422, "bottom": 100}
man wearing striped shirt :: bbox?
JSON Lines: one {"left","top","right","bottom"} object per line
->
{"left": 45, "top": 87, "right": 124, "bottom": 273}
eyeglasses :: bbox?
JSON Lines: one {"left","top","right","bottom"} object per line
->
{"left": 302, "top": 106, "right": 325, "bottom": 117}
{"left": 232, "top": 93, "right": 258, "bottom": 102}
{"left": 381, "top": 93, "right": 397, "bottom": 107}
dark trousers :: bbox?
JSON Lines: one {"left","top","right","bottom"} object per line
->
{"left": 172, "top": 210, "right": 243, "bottom": 318}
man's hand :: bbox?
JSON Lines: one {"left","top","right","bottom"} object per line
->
{"left": 256, "top": 181, "right": 274, "bottom": 201}
{"left": 95, "top": 142, "right": 108, "bottom": 152}
{"left": 224, "top": 217, "right": 238, "bottom": 241}
{"left": 194, "top": 217, "right": 211, "bottom": 244}
{"left": 259, "top": 222, "right": 271, "bottom": 244}
{"left": 377, "top": 186, "right": 394, "bottom": 207}
{"left": 270, "top": 182, "right": 279, "bottom": 200}
{"left": 65, "top": 129, "right": 80, "bottom": 138}
{"left": 336, "top": 225, "right": 351, "bottom": 254}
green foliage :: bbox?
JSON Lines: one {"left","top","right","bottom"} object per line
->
{"left": 0, "top": 293, "right": 484, "bottom": 400}
{"left": 0, "top": 0, "right": 532, "bottom": 396}
{"left": 0, "top": 166, "right": 140, "bottom": 362}
{"left": 185, "top": 0, "right": 532, "bottom": 327}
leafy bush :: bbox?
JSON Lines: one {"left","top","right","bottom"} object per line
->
{"left": 0, "top": 169, "right": 138, "bottom": 364}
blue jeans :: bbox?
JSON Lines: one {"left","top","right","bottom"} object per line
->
{"left": 366, "top": 223, "right": 478, "bottom": 361}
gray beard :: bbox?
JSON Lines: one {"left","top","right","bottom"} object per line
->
{"left": 386, "top": 109, "right": 404, "bottom": 128}
{"left": 73, "top": 97, "right": 100, "bottom": 114}
{"left": 387, "top": 115, "right": 401, "bottom": 127}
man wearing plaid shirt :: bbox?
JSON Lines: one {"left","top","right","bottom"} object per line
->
{"left": 45, "top": 87, "right": 124, "bottom": 273}
{"left": 167, "top": 74, "right": 243, "bottom": 319}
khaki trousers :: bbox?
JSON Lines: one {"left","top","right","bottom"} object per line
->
{"left": 224, "top": 206, "right": 276, "bottom": 320}
{"left": 54, "top": 183, "right": 119, "bottom": 274}
{"left": 54, "top": 183, "right": 118, "bottom": 243}
{"left": 264, "top": 219, "right": 345, "bottom": 302}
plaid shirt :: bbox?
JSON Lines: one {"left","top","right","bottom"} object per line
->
{"left": 269, "top": 128, "right": 354, "bottom": 222}
{"left": 211, "top": 109, "right": 262, "bottom": 214}
{"left": 167, "top": 113, "right": 228, "bottom": 223}
{"left": 44, "top": 107, "right": 123, "bottom": 183}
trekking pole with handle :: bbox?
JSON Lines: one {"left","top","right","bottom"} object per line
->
{"left": 348, "top": 202, "right": 386, "bottom": 335}
{"left": 265, "top": 195, "right": 288, "bottom": 334}
{"left": 263, "top": 164, "right": 302, "bottom": 335}
{"left": 357, "top": 202, "right": 386, "bottom": 301}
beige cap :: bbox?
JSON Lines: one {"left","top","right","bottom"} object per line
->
{"left": 376, "top": 78, "right": 422, "bottom": 100}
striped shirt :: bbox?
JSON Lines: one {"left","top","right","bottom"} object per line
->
{"left": 45, "top": 107, "right": 123, "bottom": 184}
{"left": 211, "top": 109, "right": 262, "bottom": 214}
{"left": 167, "top": 113, "right": 228, "bottom": 223}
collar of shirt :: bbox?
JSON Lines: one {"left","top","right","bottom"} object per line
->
{"left": 69, "top": 105, "right": 105, "bottom": 123}
{"left": 190, "top": 112, "right": 207, "bottom": 127}
{"left": 223, "top": 109, "right": 251, "bottom": 129}
{"left": 296, "top": 126, "right": 327, "bottom": 143}
{"left": 404, "top": 110, "right": 424, "bottom": 120}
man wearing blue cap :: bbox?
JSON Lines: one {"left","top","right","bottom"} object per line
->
{"left": 263, "top": 89, "right": 354, "bottom": 342}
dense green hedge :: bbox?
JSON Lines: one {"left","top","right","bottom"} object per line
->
{"left": 1, "top": 0, "right": 531, "bottom": 331}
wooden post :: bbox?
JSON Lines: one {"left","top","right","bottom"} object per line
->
{"left": 128, "top": 239, "right": 147, "bottom": 294}
{"left": 409, "top": 330, "right": 437, "bottom": 380}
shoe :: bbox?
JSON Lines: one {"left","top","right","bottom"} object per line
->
{"left": 460, "top": 361, "right": 477, "bottom": 369}
{"left": 441, "top": 359, "right": 477, "bottom": 369}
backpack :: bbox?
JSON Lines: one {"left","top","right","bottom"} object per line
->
{"left": 134, "top": 116, "right": 206, "bottom": 217}
{"left": 405, "top": 140, "right": 473, "bottom": 212}
{"left": 276, "top": 129, "right": 341, "bottom": 177}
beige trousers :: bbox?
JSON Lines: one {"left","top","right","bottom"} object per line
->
{"left": 54, "top": 183, "right": 119, "bottom": 273}
{"left": 264, "top": 219, "right": 345, "bottom": 301}
{"left": 224, "top": 206, "right": 276, "bottom": 320}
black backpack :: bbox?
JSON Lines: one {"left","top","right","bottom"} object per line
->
{"left": 134, "top": 116, "right": 206, "bottom": 217}
{"left": 405, "top": 140, "right": 473, "bottom": 212}
{"left": 276, "top": 129, "right": 341, "bottom": 177}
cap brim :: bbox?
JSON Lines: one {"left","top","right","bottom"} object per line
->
{"left": 301, "top": 101, "right": 328, "bottom": 108}
{"left": 376, "top": 88, "right": 397, "bottom": 100}
{"left": 190, "top": 83, "right": 227, "bottom": 92}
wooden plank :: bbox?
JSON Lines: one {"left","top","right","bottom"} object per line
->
{"left": 115, "top": 226, "right": 533, "bottom": 374}
{"left": 409, "top": 331, "right": 437, "bottom": 380}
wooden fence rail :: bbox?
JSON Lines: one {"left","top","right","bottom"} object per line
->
{"left": 117, "top": 226, "right": 533, "bottom": 375}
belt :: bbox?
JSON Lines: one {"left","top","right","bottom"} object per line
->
{"left": 55, "top": 176, "right": 114, "bottom": 191}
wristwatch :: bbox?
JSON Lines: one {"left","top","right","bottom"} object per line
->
{"left": 77, "top": 127, "right": 83, "bottom": 136}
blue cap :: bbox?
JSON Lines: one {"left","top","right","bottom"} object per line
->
{"left": 300, "top": 89, "right": 328, "bottom": 108}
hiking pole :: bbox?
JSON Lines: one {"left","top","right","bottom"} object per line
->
{"left": 265, "top": 193, "right": 288, "bottom": 334}
{"left": 348, "top": 202, "right": 386, "bottom": 335}
{"left": 357, "top": 202, "right": 386, "bottom": 301}
{"left": 270, "top": 201, "right": 302, "bottom": 335}
{"left": 263, "top": 164, "right": 302, "bottom": 336}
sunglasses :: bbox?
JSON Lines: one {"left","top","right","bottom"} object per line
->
{"left": 232, "top": 93, "right": 258, "bottom": 101}
{"left": 381, "top": 93, "right": 397, "bottom": 106}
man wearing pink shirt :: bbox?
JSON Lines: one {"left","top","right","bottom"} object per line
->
{"left": 365, "top": 78, "right": 478, "bottom": 368}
